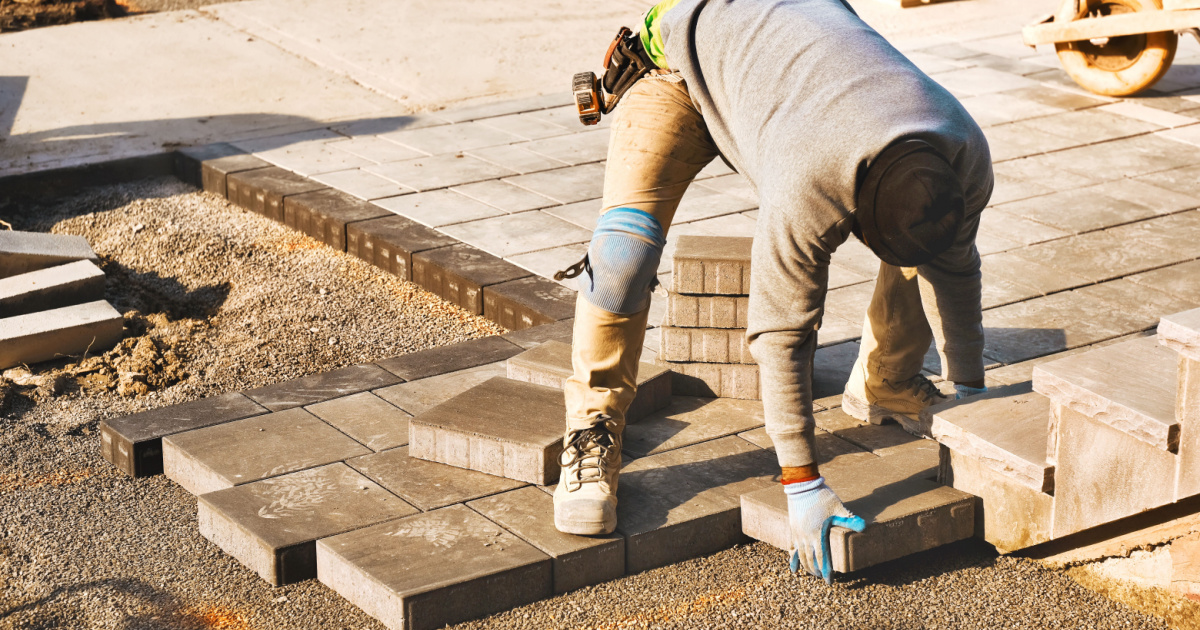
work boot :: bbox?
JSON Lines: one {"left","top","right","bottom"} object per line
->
{"left": 554, "top": 422, "right": 622, "bottom": 536}
{"left": 842, "top": 359, "right": 948, "bottom": 436}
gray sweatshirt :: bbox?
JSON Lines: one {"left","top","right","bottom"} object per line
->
{"left": 657, "top": 0, "right": 993, "bottom": 467}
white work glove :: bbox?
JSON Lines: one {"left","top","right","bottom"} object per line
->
{"left": 784, "top": 477, "right": 867, "bottom": 584}
{"left": 954, "top": 384, "right": 988, "bottom": 400}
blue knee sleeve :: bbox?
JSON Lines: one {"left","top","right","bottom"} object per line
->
{"left": 581, "top": 207, "right": 666, "bottom": 315}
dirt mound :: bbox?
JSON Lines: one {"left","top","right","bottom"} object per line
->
{"left": 0, "top": 0, "right": 127, "bottom": 33}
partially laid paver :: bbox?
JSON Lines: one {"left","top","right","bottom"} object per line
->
{"left": 741, "top": 453, "right": 974, "bottom": 573}
{"left": 348, "top": 446, "right": 524, "bottom": 511}
{"left": 0, "top": 259, "right": 104, "bottom": 318}
{"left": 938, "top": 446, "right": 1054, "bottom": 553}
{"left": 482, "top": 276, "right": 576, "bottom": 331}
{"left": 317, "top": 504, "right": 552, "bottom": 630}
{"left": 101, "top": 392, "right": 267, "bottom": 477}
{"left": 306, "top": 392, "right": 412, "bottom": 452}
{"left": 411, "top": 244, "right": 532, "bottom": 314}
{"left": 226, "top": 166, "right": 328, "bottom": 222}
{"left": 244, "top": 363, "right": 401, "bottom": 411}
{"left": 346, "top": 214, "right": 457, "bottom": 280}
{"left": 617, "top": 436, "right": 779, "bottom": 574}
{"left": 505, "top": 340, "right": 671, "bottom": 423}
{"left": 660, "top": 326, "right": 754, "bottom": 364}
{"left": 408, "top": 377, "right": 564, "bottom": 485}
{"left": 283, "top": 188, "right": 391, "bottom": 251}
{"left": 672, "top": 235, "right": 752, "bottom": 296}
{"left": 0, "top": 300, "right": 123, "bottom": 370}
{"left": 377, "top": 336, "right": 522, "bottom": 381}
{"left": 198, "top": 463, "right": 417, "bottom": 585}
{"left": 162, "top": 407, "right": 371, "bottom": 496}
{"left": 623, "top": 396, "right": 765, "bottom": 458}
{"left": 0, "top": 231, "right": 98, "bottom": 278}
{"left": 468, "top": 486, "right": 624, "bottom": 594}
{"left": 373, "top": 362, "right": 508, "bottom": 417}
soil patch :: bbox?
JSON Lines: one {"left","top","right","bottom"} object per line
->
{"left": 0, "top": 0, "right": 238, "bottom": 33}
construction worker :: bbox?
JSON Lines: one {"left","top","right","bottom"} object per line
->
{"left": 553, "top": 0, "right": 992, "bottom": 583}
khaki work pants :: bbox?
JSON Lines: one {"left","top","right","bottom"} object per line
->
{"left": 564, "top": 74, "right": 931, "bottom": 434}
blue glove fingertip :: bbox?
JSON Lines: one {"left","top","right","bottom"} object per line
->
{"left": 789, "top": 550, "right": 799, "bottom": 573}
{"left": 831, "top": 514, "right": 867, "bottom": 533}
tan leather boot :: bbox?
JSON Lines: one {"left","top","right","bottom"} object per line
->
{"left": 842, "top": 359, "right": 948, "bottom": 436}
{"left": 554, "top": 424, "right": 622, "bottom": 535}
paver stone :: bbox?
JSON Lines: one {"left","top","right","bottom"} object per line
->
{"left": 244, "top": 364, "right": 401, "bottom": 411}
{"left": 226, "top": 167, "right": 327, "bottom": 222}
{"left": 623, "top": 396, "right": 765, "bottom": 457}
{"left": 411, "top": 244, "right": 532, "bottom": 314}
{"left": 377, "top": 336, "right": 521, "bottom": 381}
{"left": 0, "top": 300, "right": 122, "bottom": 370}
{"left": 0, "top": 259, "right": 105, "bottom": 318}
{"left": 345, "top": 214, "right": 456, "bottom": 280}
{"left": 373, "top": 362, "right": 508, "bottom": 417}
{"left": 0, "top": 231, "right": 98, "bottom": 279}
{"left": 347, "top": 446, "right": 524, "bottom": 511}
{"left": 305, "top": 392, "right": 412, "bottom": 452}
{"left": 937, "top": 446, "right": 1054, "bottom": 553}
{"left": 283, "top": 188, "right": 391, "bottom": 251}
{"left": 483, "top": 276, "right": 577, "bottom": 331}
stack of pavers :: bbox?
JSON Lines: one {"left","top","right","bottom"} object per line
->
{"left": 0, "top": 231, "right": 122, "bottom": 369}
{"left": 659, "top": 235, "right": 760, "bottom": 399}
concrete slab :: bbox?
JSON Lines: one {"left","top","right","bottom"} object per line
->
{"left": 672, "top": 236, "right": 752, "bottom": 296}
{"left": 252, "top": 140, "right": 375, "bottom": 177}
{"left": 1128, "top": 260, "right": 1200, "bottom": 303}
{"left": 0, "top": 300, "right": 122, "bottom": 370}
{"left": 439, "top": 211, "right": 593, "bottom": 259}
{"left": 197, "top": 154, "right": 273, "bottom": 198}
{"left": 162, "top": 407, "right": 370, "bottom": 496}
{"left": 660, "top": 327, "right": 753, "bottom": 364}
{"left": 736, "top": 427, "right": 868, "bottom": 465}
{"left": 373, "top": 362, "right": 508, "bottom": 418}
{"left": 408, "top": 377, "right": 564, "bottom": 485}
{"left": 316, "top": 504, "right": 551, "bottom": 630}
{"left": 1176, "top": 358, "right": 1200, "bottom": 500}
{"left": 0, "top": 231, "right": 97, "bottom": 279}
{"left": 198, "top": 463, "right": 417, "bottom": 586}
{"left": 938, "top": 446, "right": 1054, "bottom": 553}
{"left": 100, "top": 392, "right": 267, "bottom": 477}
{"left": 227, "top": 167, "right": 328, "bottom": 222}
{"left": 981, "top": 291, "right": 1141, "bottom": 365}
{"left": 623, "top": 397, "right": 766, "bottom": 458}
{"left": 283, "top": 189, "right": 391, "bottom": 251}
{"left": 451, "top": 180, "right": 557, "bottom": 213}
{"left": 833, "top": 421, "right": 926, "bottom": 456}
{"left": 502, "top": 318, "right": 575, "bottom": 350}
{"left": 1034, "top": 336, "right": 1179, "bottom": 452}
{"left": 313, "top": 169, "right": 414, "bottom": 202}
{"left": 665, "top": 294, "right": 750, "bottom": 329}
{"left": 993, "top": 187, "right": 1159, "bottom": 235}
{"left": 666, "top": 361, "right": 761, "bottom": 400}
{"left": 0, "top": 259, "right": 105, "bottom": 318}
{"left": 740, "top": 453, "right": 974, "bottom": 573}
{"left": 366, "top": 154, "right": 516, "bottom": 193}
{"left": 505, "top": 340, "right": 670, "bottom": 423}
{"left": 377, "top": 336, "right": 521, "bottom": 381}
{"left": 1161, "top": 308, "right": 1200, "bottom": 362}
{"left": 504, "top": 163, "right": 607, "bottom": 205}
{"left": 305, "top": 392, "right": 412, "bottom": 452}
{"left": 482, "top": 276, "right": 577, "bottom": 331}
{"left": 928, "top": 383, "right": 1055, "bottom": 493}
{"left": 374, "top": 190, "right": 506, "bottom": 228}
{"left": 1072, "top": 279, "right": 1199, "bottom": 333}
{"left": 348, "top": 446, "right": 524, "bottom": 511}
{"left": 411, "top": 244, "right": 532, "bottom": 314}
{"left": 326, "top": 137, "right": 426, "bottom": 163}
{"left": 244, "top": 364, "right": 402, "bottom": 412}
{"left": 345, "top": 215, "right": 457, "bottom": 280}
{"left": 378, "top": 121, "right": 522, "bottom": 156}
{"left": 467, "top": 144, "right": 571, "bottom": 176}
{"left": 468, "top": 487, "right": 624, "bottom": 594}
{"left": 1052, "top": 407, "right": 1179, "bottom": 537}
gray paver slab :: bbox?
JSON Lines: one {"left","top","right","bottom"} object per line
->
{"left": 741, "top": 453, "right": 974, "bottom": 573}
{"left": 1073, "top": 278, "right": 1199, "bottom": 332}
{"left": 466, "top": 144, "right": 570, "bottom": 175}
{"left": 962, "top": 93, "right": 1066, "bottom": 127}
{"left": 981, "top": 290, "right": 1137, "bottom": 365}
{"left": 100, "top": 392, "right": 267, "bottom": 477}
{"left": 1086, "top": 178, "right": 1200, "bottom": 215}
{"left": 244, "top": 363, "right": 401, "bottom": 411}
{"left": 876, "top": 439, "right": 942, "bottom": 481}
{"left": 317, "top": 504, "right": 551, "bottom": 630}
{"left": 380, "top": 120, "right": 524, "bottom": 156}
{"left": 813, "top": 341, "right": 861, "bottom": 401}
{"left": 450, "top": 180, "right": 557, "bottom": 213}
{"left": 313, "top": 169, "right": 413, "bottom": 201}
{"left": 659, "top": 326, "right": 753, "bottom": 364}
{"left": 695, "top": 173, "right": 759, "bottom": 204}
{"left": 476, "top": 112, "right": 574, "bottom": 141}
{"left": 0, "top": 259, "right": 104, "bottom": 318}
{"left": 411, "top": 244, "right": 532, "bottom": 314}
{"left": 672, "top": 235, "right": 752, "bottom": 296}
{"left": 1052, "top": 407, "right": 1178, "bottom": 537}
{"left": 987, "top": 171, "right": 1054, "bottom": 206}
{"left": 408, "top": 377, "right": 564, "bottom": 485}
{"left": 523, "top": 128, "right": 610, "bottom": 166}
{"left": 1001, "top": 85, "right": 1107, "bottom": 111}
{"left": 306, "top": 392, "right": 412, "bottom": 452}
{"left": 982, "top": 121, "right": 1080, "bottom": 161}
{"left": 928, "top": 383, "right": 1054, "bottom": 492}
{"left": 939, "top": 446, "right": 1053, "bottom": 553}
{"left": 0, "top": 300, "right": 122, "bottom": 370}
{"left": 506, "top": 244, "right": 590, "bottom": 288}
{"left": 284, "top": 188, "right": 391, "bottom": 251}
{"left": 504, "top": 163, "right": 606, "bottom": 205}
{"left": 977, "top": 208, "right": 1069, "bottom": 247}
{"left": 832, "top": 422, "right": 925, "bottom": 457}
{"left": 823, "top": 280, "right": 876, "bottom": 324}
{"left": 326, "top": 136, "right": 427, "bottom": 163}
{"left": 664, "top": 293, "right": 750, "bottom": 329}
{"left": 482, "top": 276, "right": 577, "bottom": 330}
{"left": 468, "top": 486, "right": 624, "bottom": 594}
{"left": 226, "top": 166, "right": 328, "bottom": 222}
{"left": 1021, "top": 108, "right": 1163, "bottom": 145}
{"left": 542, "top": 199, "right": 603, "bottom": 231}
{"left": 623, "top": 396, "right": 766, "bottom": 458}
{"left": 617, "top": 436, "right": 779, "bottom": 574}
{"left": 979, "top": 250, "right": 1089, "bottom": 296}
{"left": 377, "top": 336, "right": 521, "bottom": 381}
{"left": 373, "top": 362, "right": 508, "bottom": 418}
{"left": 367, "top": 154, "right": 517, "bottom": 192}
{"left": 992, "top": 157, "right": 1099, "bottom": 192}
{"left": 373, "top": 189, "right": 505, "bottom": 228}
{"left": 672, "top": 187, "right": 758, "bottom": 224}
{"left": 439, "top": 211, "right": 592, "bottom": 258}
{"left": 0, "top": 231, "right": 98, "bottom": 279}
{"left": 1035, "top": 134, "right": 1200, "bottom": 180}
{"left": 255, "top": 140, "right": 375, "bottom": 177}
{"left": 1033, "top": 336, "right": 1178, "bottom": 452}
{"left": 345, "top": 214, "right": 457, "bottom": 280}
{"left": 736, "top": 427, "right": 868, "bottom": 465}
{"left": 162, "top": 407, "right": 371, "bottom": 496}
{"left": 932, "top": 66, "right": 1038, "bottom": 95}
{"left": 1103, "top": 209, "right": 1200, "bottom": 258}
{"left": 504, "top": 340, "right": 670, "bottom": 422}
{"left": 347, "top": 446, "right": 525, "bottom": 511}
{"left": 198, "top": 463, "right": 417, "bottom": 585}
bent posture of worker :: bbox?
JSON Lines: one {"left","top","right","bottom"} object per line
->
{"left": 554, "top": 0, "right": 992, "bottom": 583}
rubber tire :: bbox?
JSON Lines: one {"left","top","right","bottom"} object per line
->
{"left": 1055, "top": 0, "right": 1177, "bottom": 96}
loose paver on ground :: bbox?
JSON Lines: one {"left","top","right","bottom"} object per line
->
{"left": 162, "top": 407, "right": 371, "bottom": 496}
{"left": 504, "top": 340, "right": 671, "bottom": 422}
{"left": 0, "top": 299, "right": 123, "bottom": 370}
{"left": 198, "top": 463, "right": 418, "bottom": 586}
{"left": 0, "top": 259, "right": 105, "bottom": 318}
{"left": 408, "top": 377, "right": 565, "bottom": 485}
{"left": 0, "top": 230, "right": 98, "bottom": 278}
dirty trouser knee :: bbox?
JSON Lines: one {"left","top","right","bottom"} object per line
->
{"left": 856, "top": 263, "right": 934, "bottom": 382}
{"left": 564, "top": 74, "right": 720, "bottom": 433}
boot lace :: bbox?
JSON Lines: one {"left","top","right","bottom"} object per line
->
{"left": 559, "top": 424, "right": 618, "bottom": 492}
{"left": 896, "top": 373, "right": 943, "bottom": 403}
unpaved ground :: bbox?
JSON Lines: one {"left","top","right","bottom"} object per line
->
{"left": 0, "top": 177, "right": 1174, "bottom": 629}
{"left": 0, "top": 0, "right": 237, "bottom": 32}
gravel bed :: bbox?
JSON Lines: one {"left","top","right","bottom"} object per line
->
{"left": 0, "top": 179, "right": 1170, "bottom": 629}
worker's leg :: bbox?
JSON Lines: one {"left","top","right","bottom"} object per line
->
{"left": 843, "top": 262, "right": 945, "bottom": 429}
{"left": 556, "top": 73, "right": 719, "bottom": 535}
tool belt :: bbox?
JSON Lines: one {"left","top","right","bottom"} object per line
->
{"left": 573, "top": 26, "right": 660, "bottom": 125}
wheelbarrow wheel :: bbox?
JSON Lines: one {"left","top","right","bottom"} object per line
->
{"left": 1055, "top": 0, "right": 1177, "bottom": 96}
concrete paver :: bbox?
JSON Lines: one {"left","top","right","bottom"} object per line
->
{"left": 346, "top": 214, "right": 458, "bottom": 280}
{"left": 483, "top": 276, "right": 577, "bottom": 330}
{"left": 411, "top": 244, "right": 533, "bottom": 314}
{"left": 347, "top": 446, "right": 524, "bottom": 511}
{"left": 0, "top": 259, "right": 104, "bottom": 318}
{"left": 244, "top": 364, "right": 401, "bottom": 411}
{"left": 0, "top": 300, "right": 123, "bottom": 370}
{"left": 373, "top": 362, "right": 508, "bottom": 417}
{"left": 939, "top": 446, "right": 1055, "bottom": 553}
{"left": 376, "top": 336, "right": 521, "bottom": 381}
{"left": 313, "top": 169, "right": 413, "bottom": 202}
{"left": 623, "top": 396, "right": 766, "bottom": 458}
{"left": 367, "top": 154, "right": 517, "bottom": 193}
{"left": 0, "top": 231, "right": 97, "bottom": 278}
{"left": 305, "top": 392, "right": 413, "bottom": 452}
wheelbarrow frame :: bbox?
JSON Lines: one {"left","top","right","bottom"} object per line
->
{"left": 1023, "top": 3, "right": 1200, "bottom": 46}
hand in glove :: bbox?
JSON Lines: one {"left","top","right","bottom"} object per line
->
{"left": 785, "top": 477, "right": 867, "bottom": 584}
